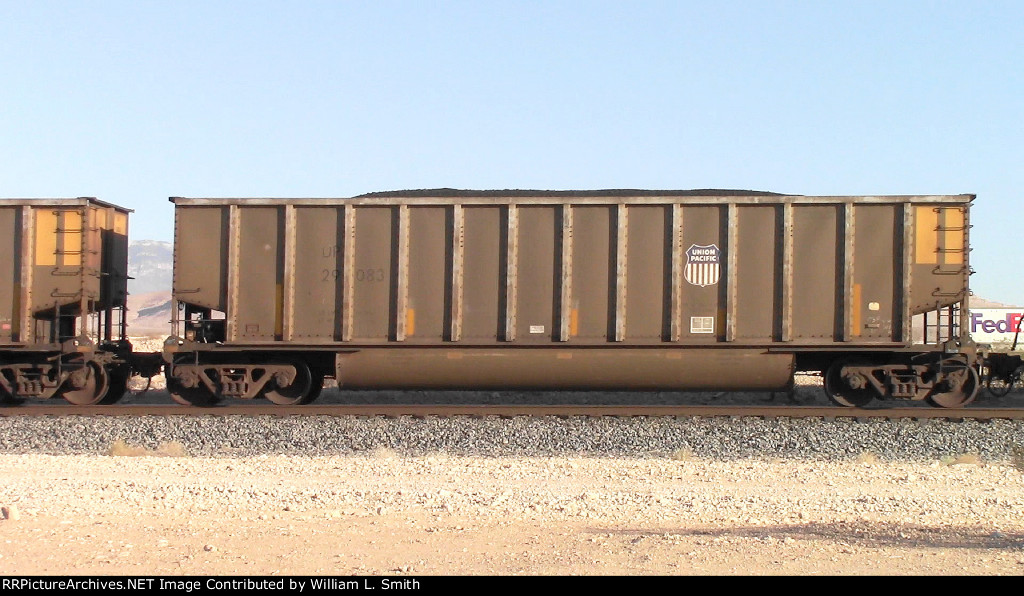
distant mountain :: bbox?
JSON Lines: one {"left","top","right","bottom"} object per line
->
{"left": 126, "top": 240, "right": 173, "bottom": 336}
{"left": 126, "top": 290, "right": 172, "bottom": 336}
{"left": 128, "top": 240, "right": 173, "bottom": 295}
{"left": 971, "top": 297, "right": 1017, "bottom": 308}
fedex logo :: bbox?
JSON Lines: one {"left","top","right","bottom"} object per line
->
{"left": 970, "top": 311, "right": 1023, "bottom": 334}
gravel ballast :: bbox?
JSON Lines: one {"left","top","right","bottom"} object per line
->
{"left": 1, "top": 413, "right": 1022, "bottom": 462}
{"left": 3, "top": 394, "right": 1024, "bottom": 575}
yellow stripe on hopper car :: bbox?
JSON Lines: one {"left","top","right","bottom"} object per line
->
{"left": 914, "top": 206, "right": 938, "bottom": 265}
{"left": 34, "top": 209, "right": 57, "bottom": 266}
{"left": 63, "top": 210, "right": 81, "bottom": 266}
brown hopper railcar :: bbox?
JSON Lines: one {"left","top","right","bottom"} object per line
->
{"left": 0, "top": 198, "right": 137, "bottom": 404}
{"left": 163, "top": 190, "right": 980, "bottom": 408}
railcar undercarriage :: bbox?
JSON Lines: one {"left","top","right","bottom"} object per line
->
{"left": 823, "top": 354, "right": 980, "bottom": 408}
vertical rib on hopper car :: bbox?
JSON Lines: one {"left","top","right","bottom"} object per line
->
{"left": 164, "top": 190, "right": 979, "bottom": 408}
{"left": 0, "top": 198, "right": 134, "bottom": 404}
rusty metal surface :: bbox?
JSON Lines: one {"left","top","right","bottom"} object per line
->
{"left": 170, "top": 192, "right": 974, "bottom": 350}
{"left": 0, "top": 198, "right": 131, "bottom": 347}
{"left": 334, "top": 348, "right": 795, "bottom": 391}
{"left": 167, "top": 191, "right": 976, "bottom": 397}
{"left": 449, "top": 205, "right": 465, "bottom": 342}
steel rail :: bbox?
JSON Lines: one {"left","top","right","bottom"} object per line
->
{"left": 2, "top": 404, "right": 1023, "bottom": 420}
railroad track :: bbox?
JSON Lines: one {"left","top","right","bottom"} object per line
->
{"left": 3, "top": 403, "right": 1024, "bottom": 420}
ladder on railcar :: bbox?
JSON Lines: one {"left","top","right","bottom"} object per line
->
{"left": 922, "top": 304, "right": 960, "bottom": 345}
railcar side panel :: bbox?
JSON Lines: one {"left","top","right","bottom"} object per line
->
{"left": 31, "top": 207, "right": 94, "bottom": 315}
{"left": 169, "top": 194, "right": 974, "bottom": 350}
{"left": 0, "top": 208, "right": 19, "bottom": 343}
{"left": 570, "top": 206, "right": 613, "bottom": 341}
{"left": 791, "top": 205, "right": 840, "bottom": 341}
{"left": 461, "top": 207, "right": 502, "bottom": 341}
{"left": 235, "top": 207, "right": 283, "bottom": 341}
{"left": 678, "top": 205, "right": 725, "bottom": 342}
{"left": 164, "top": 193, "right": 976, "bottom": 406}
{"left": 352, "top": 206, "right": 395, "bottom": 341}
{"left": 0, "top": 198, "right": 134, "bottom": 404}
{"left": 624, "top": 205, "right": 670, "bottom": 341}
{"left": 99, "top": 208, "right": 130, "bottom": 311}
{"left": 335, "top": 348, "right": 795, "bottom": 391}
{"left": 734, "top": 206, "right": 778, "bottom": 341}
{"left": 407, "top": 206, "right": 447, "bottom": 341}
{"left": 910, "top": 205, "right": 968, "bottom": 313}
{"left": 173, "top": 206, "right": 227, "bottom": 313}
{"left": 292, "top": 206, "right": 343, "bottom": 341}
{"left": 0, "top": 199, "right": 131, "bottom": 345}
{"left": 852, "top": 204, "right": 898, "bottom": 341}
{"left": 514, "top": 206, "right": 557, "bottom": 343}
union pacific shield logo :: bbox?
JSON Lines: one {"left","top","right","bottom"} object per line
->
{"left": 684, "top": 244, "right": 721, "bottom": 287}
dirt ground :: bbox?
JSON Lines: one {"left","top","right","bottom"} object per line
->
{"left": 1, "top": 453, "right": 1023, "bottom": 576}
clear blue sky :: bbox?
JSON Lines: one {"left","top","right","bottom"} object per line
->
{"left": 2, "top": 1, "right": 1021, "bottom": 303}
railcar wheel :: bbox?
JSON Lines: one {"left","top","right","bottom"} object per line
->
{"left": 824, "top": 359, "right": 875, "bottom": 407}
{"left": 927, "top": 365, "right": 980, "bottom": 408}
{"left": 984, "top": 365, "right": 1020, "bottom": 398}
{"left": 100, "top": 368, "right": 130, "bottom": 405}
{"left": 0, "top": 383, "right": 21, "bottom": 405}
{"left": 305, "top": 369, "right": 324, "bottom": 404}
{"left": 167, "top": 377, "right": 219, "bottom": 407}
{"left": 0, "top": 371, "right": 19, "bottom": 404}
{"left": 986, "top": 375, "right": 1012, "bottom": 398}
{"left": 263, "top": 361, "right": 321, "bottom": 405}
{"left": 60, "top": 362, "right": 110, "bottom": 406}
